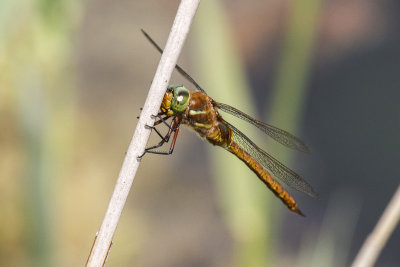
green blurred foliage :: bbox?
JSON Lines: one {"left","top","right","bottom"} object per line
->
{"left": 0, "top": 0, "right": 80, "bottom": 265}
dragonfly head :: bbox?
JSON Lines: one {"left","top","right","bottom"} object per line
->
{"left": 161, "top": 85, "right": 190, "bottom": 115}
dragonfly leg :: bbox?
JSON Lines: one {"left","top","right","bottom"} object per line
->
{"left": 153, "top": 114, "right": 172, "bottom": 127}
{"left": 144, "top": 114, "right": 172, "bottom": 141}
{"left": 141, "top": 125, "right": 180, "bottom": 156}
{"left": 146, "top": 118, "right": 179, "bottom": 149}
{"left": 144, "top": 124, "right": 165, "bottom": 141}
{"left": 138, "top": 117, "right": 180, "bottom": 158}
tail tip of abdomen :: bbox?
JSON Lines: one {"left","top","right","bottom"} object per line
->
{"left": 293, "top": 208, "right": 306, "bottom": 217}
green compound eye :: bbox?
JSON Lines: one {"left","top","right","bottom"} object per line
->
{"left": 170, "top": 85, "right": 190, "bottom": 113}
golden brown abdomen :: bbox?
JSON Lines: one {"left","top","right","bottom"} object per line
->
{"left": 228, "top": 140, "right": 304, "bottom": 216}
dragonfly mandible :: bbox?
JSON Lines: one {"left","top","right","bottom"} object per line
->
{"left": 139, "top": 30, "right": 319, "bottom": 216}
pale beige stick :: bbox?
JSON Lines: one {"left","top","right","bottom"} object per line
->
{"left": 351, "top": 185, "right": 400, "bottom": 267}
{"left": 86, "top": 0, "right": 201, "bottom": 266}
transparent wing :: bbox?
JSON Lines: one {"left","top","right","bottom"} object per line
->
{"left": 222, "top": 119, "right": 319, "bottom": 198}
{"left": 217, "top": 103, "right": 311, "bottom": 153}
{"left": 141, "top": 29, "right": 207, "bottom": 94}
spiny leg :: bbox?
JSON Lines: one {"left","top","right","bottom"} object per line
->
{"left": 138, "top": 117, "right": 180, "bottom": 158}
{"left": 147, "top": 114, "right": 172, "bottom": 141}
{"left": 137, "top": 107, "right": 171, "bottom": 126}
{"left": 145, "top": 117, "right": 179, "bottom": 151}
{"left": 142, "top": 125, "right": 180, "bottom": 156}
{"left": 154, "top": 114, "right": 171, "bottom": 127}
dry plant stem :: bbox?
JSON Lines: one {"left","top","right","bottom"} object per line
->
{"left": 351, "top": 185, "right": 400, "bottom": 267}
{"left": 86, "top": 0, "right": 201, "bottom": 266}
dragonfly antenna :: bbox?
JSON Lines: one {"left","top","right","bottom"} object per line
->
{"left": 141, "top": 29, "right": 206, "bottom": 94}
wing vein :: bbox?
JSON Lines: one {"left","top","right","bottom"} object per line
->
{"left": 222, "top": 119, "right": 319, "bottom": 198}
{"left": 218, "top": 103, "right": 311, "bottom": 153}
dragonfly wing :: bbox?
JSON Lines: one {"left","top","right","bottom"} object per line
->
{"left": 217, "top": 103, "right": 311, "bottom": 153}
{"left": 141, "top": 29, "right": 207, "bottom": 94}
{"left": 222, "top": 119, "right": 319, "bottom": 199}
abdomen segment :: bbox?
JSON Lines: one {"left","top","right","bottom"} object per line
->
{"left": 228, "top": 141, "right": 305, "bottom": 216}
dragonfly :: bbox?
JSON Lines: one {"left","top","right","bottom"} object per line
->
{"left": 140, "top": 30, "right": 319, "bottom": 216}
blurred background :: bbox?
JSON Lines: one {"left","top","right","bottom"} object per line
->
{"left": 1, "top": 0, "right": 399, "bottom": 266}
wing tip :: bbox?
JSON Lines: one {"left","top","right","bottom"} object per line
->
{"left": 296, "top": 141, "right": 312, "bottom": 154}
{"left": 307, "top": 189, "right": 321, "bottom": 200}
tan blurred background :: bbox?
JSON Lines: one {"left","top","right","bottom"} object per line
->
{"left": 1, "top": 0, "right": 400, "bottom": 266}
